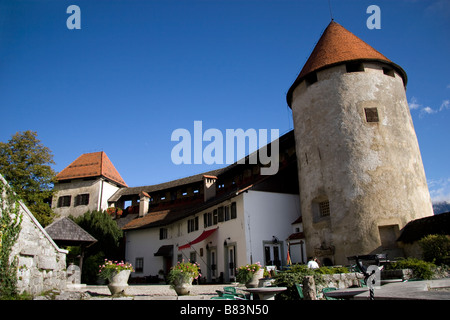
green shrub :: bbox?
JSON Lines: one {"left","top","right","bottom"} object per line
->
{"left": 273, "top": 271, "right": 308, "bottom": 300}
{"left": 386, "top": 258, "right": 435, "bottom": 280}
{"left": 315, "top": 266, "right": 350, "bottom": 274}
{"left": 419, "top": 234, "right": 450, "bottom": 265}
{"left": 273, "top": 265, "right": 349, "bottom": 300}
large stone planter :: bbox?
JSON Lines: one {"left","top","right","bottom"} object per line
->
{"left": 173, "top": 276, "right": 193, "bottom": 296}
{"left": 108, "top": 270, "right": 131, "bottom": 295}
{"left": 246, "top": 269, "right": 264, "bottom": 288}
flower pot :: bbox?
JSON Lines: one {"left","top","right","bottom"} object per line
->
{"left": 173, "top": 276, "right": 193, "bottom": 296}
{"left": 107, "top": 270, "right": 131, "bottom": 295}
{"left": 246, "top": 269, "right": 264, "bottom": 288}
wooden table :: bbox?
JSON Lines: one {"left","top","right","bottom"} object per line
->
{"left": 243, "top": 287, "right": 287, "bottom": 300}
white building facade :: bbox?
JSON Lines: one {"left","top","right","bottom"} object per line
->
{"left": 108, "top": 131, "right": 303, "bottom": 282}
{"left": 124, "top": 189, "right": 301, "bottom": 282}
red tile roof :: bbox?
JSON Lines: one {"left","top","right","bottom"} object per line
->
{"left": 287, "top": 21, "right": 407, "bottom": 107}
{"left": 56, "top": 151, "right": 128, "bottom": 187}
{"left": 287, "top": 232, "right": 305, "bottom": 241}
{"left": 122, "top": 210, "right": 171, "bottom": 230}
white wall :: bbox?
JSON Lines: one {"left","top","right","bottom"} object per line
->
{"left": 125, "top": 194, "right": 247, "bottom": 281}
{"left": 243, "top": 190, "right": 301, "bottom": 268}
{"left": 99, "top": 180, "right": 120, "bottom": 211}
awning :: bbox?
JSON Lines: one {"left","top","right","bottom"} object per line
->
{"left": 178, "top": 227, "right": 218, "bottom": 250}
{"left": 154, "top": 245, "right": 173, "bottom": 257}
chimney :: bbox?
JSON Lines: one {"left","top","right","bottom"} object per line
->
{"left": 203, "top": 175, "right": 217, "bottom": 202}
{"left": 139, "top": 191, "right": 150, "bottom": 217}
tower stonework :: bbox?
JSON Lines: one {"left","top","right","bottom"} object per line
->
{"left": 287, "top": 21, "right": 433, "bottom": 265}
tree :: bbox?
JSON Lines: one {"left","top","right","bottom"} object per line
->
{"left": 0, "top": 131, "right": 56, "bottom": 226}
{"left": 71, "top": 210, "right": 124, "bottom": 284}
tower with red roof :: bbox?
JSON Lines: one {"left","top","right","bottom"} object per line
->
{"left": 52, "top": 151, "right": 127, "bottom": 218}
{"left": 287, "top": 21, "right": 433, "bottom": 265}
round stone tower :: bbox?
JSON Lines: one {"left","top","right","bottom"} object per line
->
{"left": 286, "top": 21, "right": 434, "bottom": 265}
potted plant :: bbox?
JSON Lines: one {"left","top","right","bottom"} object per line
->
{"left": 236, "top": 262, "right": 264, "bottom": 288}
{"left": 168, "top": 260, "right": 201, "bottom": 295}
{"left": 99, "top": 259, "right": 134, "bottom": 295}
{"left": 106, "top": 207, "right": 123, "bottom": 219}
{"left": 259, "top": 267, "right": 277, "bottom": 287}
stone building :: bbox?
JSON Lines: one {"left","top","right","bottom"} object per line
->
{"left": 52, "top": 151, "right": 128, "bottom": 218}
{"left": 52, "top": 21, "right": 435, "bottom": 278}
{"left": 286, "top": 21, "right": 434, "bottom": 265}
{"left": 1, "top": 174, "right": 67, "bottom": 296}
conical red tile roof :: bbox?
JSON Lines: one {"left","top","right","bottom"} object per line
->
{"left": 56, "top": 151, "right": 128, "bottom": 187}
{"left": 287, "top": 21, "right": 407, "bottom": 107}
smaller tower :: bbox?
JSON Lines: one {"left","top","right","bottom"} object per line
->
{"left": 287, "top": 21, "right": 433, "bottom": 265}
{"left": 52, "top": 151, "right": 127, "bottom": 218}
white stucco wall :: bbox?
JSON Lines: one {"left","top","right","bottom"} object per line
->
{"left": 125, "top": 194, "right": 247, "bottom": 281}
{"left": 125, "top": 190, "right": 301, "bottom": 282}
{"left": 243, "top": 190, "right": 301, "bottom": 268}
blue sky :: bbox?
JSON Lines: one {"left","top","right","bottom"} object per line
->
{"left": 0, "top": 0, "right": 449, "bottom": 202}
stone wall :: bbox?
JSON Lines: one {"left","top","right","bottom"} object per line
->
{"left": 318, "top": 272, "right": 365, "bottom": 291}
{"left": 2, "top": 175, "right": 68, "bottom": 296}
{"left": 13, "top": 203, "right": 67, "bottom": 295}
{"left": 315, "top": 270, "right": 413, "bottom": 298}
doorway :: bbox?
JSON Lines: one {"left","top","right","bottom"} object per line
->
{"left": 224, "top": 244, "right": 236, "bottom": 282}
{"left": 207, "top": 247, "right": 217, "bottom": 282}
{"left": 264, "top": 242, "right": 282, "bottom": 269}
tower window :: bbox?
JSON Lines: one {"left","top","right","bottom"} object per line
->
{"left": 346, "top": 62, "right": 364, "bottom": 73}
{"left": 319, "top": 201, "right": 330, "bottom": 217}
{"left": 383, "top": 67, "right": 395, "bottom": 77}
{"left": 364, "top": 108, "right": 379, "bottom": 123}
{"left": 312, "top": 196, "right": 330, "bottom": 222}
{"left": 305, "top": 72, "right": 317, "bottom": 86}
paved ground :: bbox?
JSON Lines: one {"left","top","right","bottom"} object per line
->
{"left": 326, "top": 278, "right": 450, "bottom": 300}
{"left": 63, "top": 284, "right": 233, "bottom": 300}
{"left": 44, "top": 278, "right": 450, "bottom": 300}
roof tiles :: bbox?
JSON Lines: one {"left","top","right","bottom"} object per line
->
{"left": 56, "top": 151, "right": 128, "bottom": 187}
{"left": 287, "top": 21, "right": 407, "bottom": 106}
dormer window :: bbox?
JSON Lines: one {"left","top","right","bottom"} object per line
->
{"left": 383, "top": 67, "right": 395, "bottom": 77}
{"left": 346, "top": 62, "right": 364, "bottom": 73}
{"left": 305, "top": 72, "right": 318, "bottom": 87}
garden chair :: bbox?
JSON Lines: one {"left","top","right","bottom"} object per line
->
{"left": 322, "top": 287, "right": 342, "bottom": 300}
{"left": 295, "top": 284, "right": 304, "bottom": 300}
{"left": 211, "top": 293, "right": 239, "bottom": 300}
{"left": 223, "top": 286, "right": 247, "bottom": 299}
